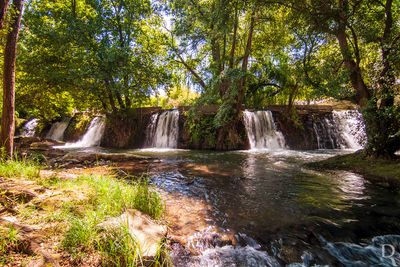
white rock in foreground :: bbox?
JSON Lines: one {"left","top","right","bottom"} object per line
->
{"left": 98, "top": 209, "right": 167, "bottom": 258}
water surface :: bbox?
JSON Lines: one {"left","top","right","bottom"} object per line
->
{"left": 125, "top": 149, "right": 400, "bottom": 266}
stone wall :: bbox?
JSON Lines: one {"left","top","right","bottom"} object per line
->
{"left": 100, "top": 109, "right": 157, "bottom": 149}
{"left": 98, "top": 105, "right": 344, "bottom": 150}
{"left": 273, "top": 111, "right": 329, "bottom": 150}
{"left": 40, "top": 105, "right": 358, "bottom": 151}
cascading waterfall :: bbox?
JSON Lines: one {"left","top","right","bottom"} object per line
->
{"left": 312, "top": 115, "right": 339, "bottom": 149}
{"left": 46, "top": 118, "right": 70, "bottom": 141}
{"left": 64, "top": 117, "right": 105, "bottom": 148}
{"left": 19, "top": 118, "right": 39, "bottom": 137}
{"left": 243, "top": 110, "right": 286, "bottom": 150}
{"left": 312, "top": 110, "right": 367, "bottom": 150}
{"left": 145, "top": 110, "right": 179, "bottom": 148}
{"left": 332, "top": 110, "right": 367, "bottom": 149}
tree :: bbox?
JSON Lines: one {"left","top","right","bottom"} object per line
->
{"left": 168, "top": 0, "right": 262, "bottom": 148}
{"left": 1, "top": 0, "right": 23, "bottom": 158}
{"left": 0, "top": 0, "right": 9, "bottom": 29}
{"left": 289, "top": 0, "right": 400, "bottom": 157}
{"left": 18, "top": 0, "right": 170, "bottom": 121}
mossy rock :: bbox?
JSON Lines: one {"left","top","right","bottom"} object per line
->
{"left": 63, "top": 113, "right": 93, "bottom": 142}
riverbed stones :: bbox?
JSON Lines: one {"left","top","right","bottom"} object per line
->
{"left": 98, "top": 209, "right": 167, "bottom": 258}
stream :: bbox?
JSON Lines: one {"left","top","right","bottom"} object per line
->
{"left": 121, "top": 148, "right": 400, "bottom": 266}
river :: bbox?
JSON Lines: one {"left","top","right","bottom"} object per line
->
{"left": 119, "top": 148, "right": 400, "bottom": 266}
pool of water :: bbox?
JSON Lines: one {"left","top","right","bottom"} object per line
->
{"left": 60, "top": 147, "right": 400, "bottom": 266}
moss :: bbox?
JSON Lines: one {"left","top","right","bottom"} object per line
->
{"left": 186, "top": 113, "right": 217, "bottom": 148}
{"left": 307, "top": 152, "right": 400, "bottom": 187}
{"left": 63, "top": 113, "right": 93, "bottom": 142}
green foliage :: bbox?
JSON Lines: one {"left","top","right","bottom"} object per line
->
{"left": 97, "top": 225, "right": 142, "bottom": 266}
{"left": 62, "top": 215, "right": 98, "bottom": 252}
{"left": 186, "top": 111, "right": 217, "bottom": 147}
{"left": 0, "top": 158, "right": 41, "bottom": 179}
{"left": 62, "top": 174, "right": 164, "bottom": 261}
{"left": 147, "top": 84, "right": 199, "bottom": 109}
{"left": 18, "top": 0, "right": 171, "bottom": 119}
{"left": 0, "top": 226, "right": 22, "bottom": 263}
{"left": 362, "top": 99, "right": 400, "bottom": 157}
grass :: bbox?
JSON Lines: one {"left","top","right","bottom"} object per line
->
{"left": 0, "top": 157, "right": 40, "bottom": 179}
{"left": 307, "top": 152, "right": 400, "bottom": 186}
{"left": 0, "top": 225, "right": 30, "bottom": 264}
{"left": 97, "top": 224, "right": 143, "bottom": 266}
{"left": 0, "top": 158, "right": 168, "bottom": 266}
{"left": 61, "top": 175, "right": 166, "bottom": 266}
{"left": 0, "top": 226, "right": 19, "bottom": 255}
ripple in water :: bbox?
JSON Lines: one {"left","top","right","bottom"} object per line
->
{"left": 324, "top": 235, "right": 400, "bottom": 267}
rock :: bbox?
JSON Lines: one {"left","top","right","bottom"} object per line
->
{"left": 62, "top": 151, "right": 152, "bottom": 163}
{"left": 14, "top": 136, "right": 42, "bottom": 145}
{"left": 98, "top": 209, "right": 167, "bottom": 259}
{"left": 30, "top": 141, "right": 57, "bottom": 151}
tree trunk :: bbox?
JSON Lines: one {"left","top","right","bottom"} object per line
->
{"left": 236, "top": 7, "right": 256, "bottom": 111}
{"left": 115, "top": 90, "right": 125, "bottom": 110}
{"left": 104, "top": 80, "right": 117, "bottom": 112}
{"left": 1, "top": 0, "right": 23, "bottom": 158}
{"left": 336, "top": 28, "right": 370, "bottom": 106}
{"left": 0, "top": 0, "right": 9, "bottom": 29}
{"left": 378, "top": 0, "right": 395, "bottom": 109}
{"left": 335, "top": 0, "right": 370, "bottom": 106}
{"left": 216, "top": 8, "right": 256, "bottom": 150}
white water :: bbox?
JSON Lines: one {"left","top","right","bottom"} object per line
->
{"left": 243, "top": 110, "right": 286, "bottom": 150}
{"left": 172, "top": 227, "right": 280, "bottom": 267}
{"left": 323, "top": 235, "right": 400, "bottom": 266}
{"left": 332, "top": 110, "right": 367, "bottom": 149}
{"left": 19, "top": 118, "right": 39, "bottom": 137}
{"left": 64, "top": 117, "right": 105, "bottom": 148}
{"left": 145, "top": 110, "right": 179, "bottom": 148}
{"left": 191, "top": 245, "right": 280, "bottom": 267}
{"left": 311, "top": 110, "right": 367, "bottom": 150}
{"left": 46, "top": 118, "right": 70, "bottom": 141}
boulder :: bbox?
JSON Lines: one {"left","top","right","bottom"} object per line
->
{"left": 30, "top": 140, "right": 63, "bottom": 151}
{"left": 98, "top": 209, "right": 167, "bottom": 258}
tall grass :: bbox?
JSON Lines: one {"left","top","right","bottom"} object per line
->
{"left": 62, "top": 175, "right": 165, "bottom": 266}
{"left": 97, "top": 224, "right": 143, "bottom": 266}
{"left": 0, "top": 158, "right": 40, "bottom": 179}
{"left": 0, "top": 156, "right": 167, "bottom": 266}
{"left": 62, "top": 175, "right": 164, "bottom": 219}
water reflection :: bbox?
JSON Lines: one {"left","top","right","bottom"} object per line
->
{"left": 114, "top": 148, "right": 400, "bottom": 265}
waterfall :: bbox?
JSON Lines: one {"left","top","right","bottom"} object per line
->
{"left": 19, "top": 118, "right": 39, "bottom": 137}
{"left": 332, "top": 110, "right": 367, "bottom": 149}
{"left": 145, "top": 110, "right": 179, "bottom": 148}
{"left": 243, "top": 110, "right": 286, "bottom": 150}
{"left": 64, "top": 117, "right": 105, "bottom": 148}
{"left": 312, "top": 110, "right": 367, "bottom": 150}
{"left": 312, "top": 115, "right": 339, "bottom": 149}
{"left": 46, "top": 118, "right": 70, "bottom": 141}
